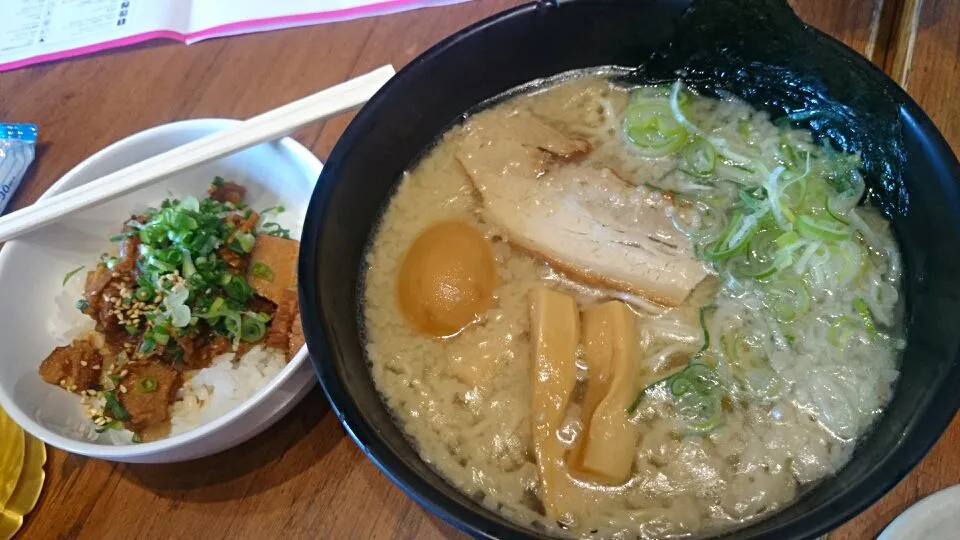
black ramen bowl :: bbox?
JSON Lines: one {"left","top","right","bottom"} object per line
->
{"left": 299, "top": 1, "right": 960, "bottom": 538}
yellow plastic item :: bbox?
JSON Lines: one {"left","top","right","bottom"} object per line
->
{"left": 573, "top": 300, "right": 642, "bottom": 484}
{"left": 0, "top": 409, "right": 24, "bottom": 511}
{"left": 529, "top": 287, "right": 579, "bottom": 519}
{"left": 0, "top": 408, "right": 46, "bottom": 540}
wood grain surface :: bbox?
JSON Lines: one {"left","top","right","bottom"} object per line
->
{"left": 0, "top": 1, "right": 956, "bottom": 539}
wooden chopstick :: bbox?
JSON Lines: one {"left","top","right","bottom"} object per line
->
{"left": 0, "top": 64, "right": 396, "bottom": 243}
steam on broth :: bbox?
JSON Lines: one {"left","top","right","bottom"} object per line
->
{"left": 362, "top": 70, "right": 903, "bottom": 538}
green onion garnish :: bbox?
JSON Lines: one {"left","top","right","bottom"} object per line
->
{"left": 104, "top": 391, "right": 130, "bottom": 421}
{"left": 240, "top": 313, "right": 267, "bottom": 342}
{"left": 854, "top": 297, "right": 877, "bottom": 337}
{"left": 62, "top": 266, "right": 85, "bottom": 286}
{"left": 137, "top": 376, "right": 159, "bottom": 393}
{"left": 251, "top": 262, "right": 273, "bottom": 280}
{"left": 796, "top": 214, "right": 851, "bottom": 242}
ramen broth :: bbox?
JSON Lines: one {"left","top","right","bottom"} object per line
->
{"left": 362, "top": 71, "right": 903, "bottom": 538}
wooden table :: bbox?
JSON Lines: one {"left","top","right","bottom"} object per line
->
{"left": 0, "top": 1, "right": 957, "bottom": 538}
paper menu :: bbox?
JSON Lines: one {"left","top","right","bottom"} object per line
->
{"left": 1, "top": 0, "right": 468, "bottom": 73}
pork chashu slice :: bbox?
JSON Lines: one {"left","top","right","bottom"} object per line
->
{"left": 455, "top": 109, "right": 707, "bottom": 307}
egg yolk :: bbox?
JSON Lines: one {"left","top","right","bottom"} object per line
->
{"left": 397, "top": 220, "right": 498, "bottom": 337}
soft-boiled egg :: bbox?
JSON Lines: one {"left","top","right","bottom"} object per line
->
{"left": 396, "top": 220, "right": 498, "bottom": 337}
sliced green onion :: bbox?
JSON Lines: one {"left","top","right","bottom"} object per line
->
{"left": 224, "top": 275, "right": 253, "bottom": 303}
{"left": 738, "top": 117, "right": 753, "bottom": 142}
{"left": 224, "top": 312, "right": 243, "bottom": 344}
{"left": 763, "top": 277, "right": 811, "bottom": 323}
{"left": 169, "top": 305, "right": 191, "bottom": 328}
{"left": 825, "top": 195, "right": 851, "bottom": 224}
{"left": 734, "top": 259, "right": 780, "bottom": 280}
{"left": 62, "top": 266, "right": 85, "bottom": 286}
{"left": 796, "top": 214, "right": 851, "bottom": 242}
{"left": 739, "top": 188, "right": 767, "bottom": 210}
{"left": 778, "top": 137, "right": 800, "bottom": 169}
{"left": 854, "top": 296, "right": 877, "bottom": 337}
{"left": 674, "top": 389, "right": 723, "bottom": 433}
{"left": 181, "top": 249, "right": 197, "bottom": 278}
{"left": 153, "top": 325, "right": 171, "bottom": 345}
{"left": 180, "top": 195, "right": 200, "bottom": 213}
{"left": 670, "top": 201, "right": 725, "bottom": 243}
{"left": 775, "top": 231, "right": 801, "bottom": 249}
{"left": 240, "top": 313, "right": 267, "bottom": 342}
{"left": 251, "top": 261, "right": 273, "bottom": 280}
{"left": 705, "top": 212, "right": 757, "bottom": 261}
{"left": 766, "top": 166, "right": 790, "bottom": 228}
{"left": 104, "top": 391, "right": 130, "bottom": 421}
{"left": 171, "top": 213, "right": 199, "bottom": 232}
{"left": 670, "top": 363, "right": 721, "bottom": 396}
{"left": 829, "top": 316, "right": 860, "bottom": 348}
{"left": 137, "top": 376, "right": 158, "bottom": 393}
{"left": 697, "top": 305, "right": 716, "bottom": 353}
{"left": 624, "top": 95, "right": 688, "bottom": 157}
{"left": 669, "top": 362, "right": 724, "bottom": 433}
{"left": 828, "top": 242, "right": 865, "bottom": 286}
{"left": 261, "top": 222, "right": 291, "bottom": 239}
{"left": 205, "top": 297, "right": 226, "bottom": 318}
{"left": 95, "top": 420, "right": 122, "bottom": 433}
{"left": 234, "top": 232, "right": 256, "bottom": 254}
{"left": 680, "top": 139, "right": 717, "bottom": 177}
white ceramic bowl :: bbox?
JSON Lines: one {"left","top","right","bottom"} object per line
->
{"left": 0, "top": 119, "right": 320, "bottom": 463}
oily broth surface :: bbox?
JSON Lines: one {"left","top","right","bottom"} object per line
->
{"left": 362, "top": 74, "right": 900, "bottom": 538}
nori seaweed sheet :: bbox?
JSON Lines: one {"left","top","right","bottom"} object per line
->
{"left": 621, "top": 0, "right": 908, "bottom": 215}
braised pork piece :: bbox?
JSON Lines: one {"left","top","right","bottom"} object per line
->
{"left": 40, "top": 179, "right": 305, "bottom": 440}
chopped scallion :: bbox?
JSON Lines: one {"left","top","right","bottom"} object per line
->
{"left": 251, "top": 261, "right": 273, "bottom": 280}
{"left": 137, "top": 376, "right": 158, "bottom": 393}
{"left": 62, "top": 266, "right": 85, "bottom": 286}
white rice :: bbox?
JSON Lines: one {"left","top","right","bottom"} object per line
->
{"left": 69, "top": 344, "right": 286, "bottom": 444}
{"left": 168, "top": 345, "right": 286, "bottom": 437}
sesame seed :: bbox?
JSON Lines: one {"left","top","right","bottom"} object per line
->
{"left": 80, "top": 360, "right": 88, "bottom": 367}
{"left": 119, "top": 385, "right": 128, "bottom": 394}
{"left": 120, "top": 369, "right": 129, "bottom": 377}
